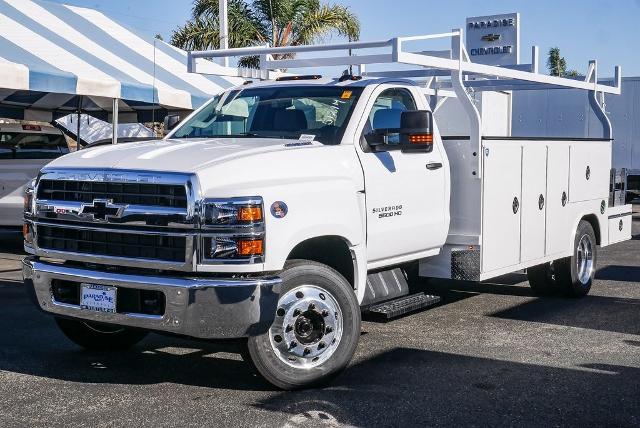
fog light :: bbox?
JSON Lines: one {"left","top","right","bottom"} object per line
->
{"left": 207, "top": 237, "right": 264, "bottom": 260}
{"left": 237, "top": 239, "right": 263, "bottom": 256}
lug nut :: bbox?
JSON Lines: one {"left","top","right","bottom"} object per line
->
{"left": 325, "top": 326, "right": 333, "bottom": 334}
{"left": 308, "top": 303, "right": 316, "bottom": 310}
{"left": 290, "top": 341, "right": 297, "bottom": 349}
{"left": 303, "top": 347, "right": 311, "bottom": 355}
{"left": 318, "top": 342, "right": 326, "bottom": 350}
{"left": 285, "top": 324, "right": 293, "bottom": 332}
{"left": 293, "top": 309, "right": 301, "bottom": 317}
{"left": 322, "top": 310, "right": 329, "bottom": 317}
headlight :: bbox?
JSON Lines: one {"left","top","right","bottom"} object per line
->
{"left": 199, "top": 197, "right": 265, "bottom": 264}
{"left": 200, "top": 197, "right": 263, "bottom": 227}
{"left": 23, "top": 181, "right": 35, "bottom": 215}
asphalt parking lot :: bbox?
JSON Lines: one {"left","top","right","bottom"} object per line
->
{"left": 0, "top": 213, "right": 639, "bottom": 428}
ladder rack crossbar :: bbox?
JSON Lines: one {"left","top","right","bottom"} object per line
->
{"left": 187, "top": 28, "right": 621, "bottom": 95}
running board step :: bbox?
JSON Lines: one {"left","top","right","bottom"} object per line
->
{"left": 365, "top": 293, "right": 441, "bottom": 322}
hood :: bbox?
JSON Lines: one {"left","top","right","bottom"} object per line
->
{"left": 44, "top": 138, "right": 321, "bottom": 173}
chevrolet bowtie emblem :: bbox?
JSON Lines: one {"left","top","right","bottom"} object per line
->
{"left": 79, "top": 199, "right": 127, "bottom": 222}
{"left": 481, "top": 34, "right": 501, "bottom": 42}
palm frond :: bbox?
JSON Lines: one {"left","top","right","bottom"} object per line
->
{"left": 293, "top": 3, "right": 360, "bottom": 45}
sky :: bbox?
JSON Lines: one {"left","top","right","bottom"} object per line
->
{"left": 47, "top": 0, "right": 640, "bottom": 77}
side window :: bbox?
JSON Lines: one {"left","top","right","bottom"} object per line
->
{"left": 364, "top": 88, "right": 417, "bottom": 146}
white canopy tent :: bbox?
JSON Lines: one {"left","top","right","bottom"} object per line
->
{"left": 0, "top": 0, "right": 242, "bottom": 143}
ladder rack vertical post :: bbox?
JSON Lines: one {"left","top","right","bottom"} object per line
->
{"left": 450, "top": 28, "right": 482, "bottom": 179}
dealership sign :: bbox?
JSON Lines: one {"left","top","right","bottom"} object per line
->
{"left": 466, "top": 13, "right": 520, "bottom": 66}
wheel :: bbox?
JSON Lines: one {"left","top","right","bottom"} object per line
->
{"left": 55, "top": 318, "right": 148, "bottom": 350}
{"left": 554, "top": 220, "right": 597, "bottom": 298}
{"left": 526, "top": 262, "right": 559, "bottom": 296}
{"left": 246, "top": 260, "right": 361, "bottom": 390}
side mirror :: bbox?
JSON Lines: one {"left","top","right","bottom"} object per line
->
{"left": 399, "top": 110, "right": 433, "bottom": 151}
{"left": 164, "top": 114, "right": 181, "bottom": 132}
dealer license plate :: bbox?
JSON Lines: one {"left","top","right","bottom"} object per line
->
{"left": 80, "top": 283, "right": 117, "bottom": 313}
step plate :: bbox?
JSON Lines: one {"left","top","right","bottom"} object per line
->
{"left": 366, "top": 293, "right": 441, "bottom": 322}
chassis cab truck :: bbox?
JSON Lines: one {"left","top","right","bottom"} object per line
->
{"left": 22, "top": 32, "right": 632, "bottom": 389}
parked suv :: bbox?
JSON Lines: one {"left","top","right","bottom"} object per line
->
{"left": 0, "top": 123, "right": 69, "bottom": 227}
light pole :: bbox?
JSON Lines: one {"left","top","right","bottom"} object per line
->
{"left": 219, "top": 0, "right": 229, "bottom": 67}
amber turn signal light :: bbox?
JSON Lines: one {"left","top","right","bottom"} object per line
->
{"left": 237, "top": 206, "right": 263, "bottom": 222}
{"left": 408, "top": 133, "right": 433, "bottom": 144}
{"left": 237, "top": 239, "right": 264, "bottom": 256}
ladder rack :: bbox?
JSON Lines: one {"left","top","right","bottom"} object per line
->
{"left": 187, "top": 28, "right": 622, "bottom": 178}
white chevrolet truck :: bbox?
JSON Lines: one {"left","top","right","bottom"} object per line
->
{"left": 22, "top": 33, "right": 633, "bottom": 389}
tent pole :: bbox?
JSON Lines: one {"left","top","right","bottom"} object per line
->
{"left": 76, "top": 96, "right": 82, "bottom": 148}
{"left": 112, "top": 98, "right": 119, "bottom": 145}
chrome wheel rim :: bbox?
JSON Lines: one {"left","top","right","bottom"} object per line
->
{"left": 576, "top": 234, "right": 594, "bottom": 285}
{"left": 269, "top": 285, "right": 343, "bottom": 369}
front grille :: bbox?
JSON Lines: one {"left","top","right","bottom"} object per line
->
{"left": 52, "top": 280, "right": 166, "bottom": 316}
{"left": 37, "top": 180, "right": 188, "bottom": 209}
{"left": 37, "top": 225, "right": 187, "bottom": 263}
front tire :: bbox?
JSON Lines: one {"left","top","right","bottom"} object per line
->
{"left": 554, "top": 220, "right": 597, "bottom": 298}
{"left": 55, "top": 318, "right": 148, "bottom": 350}
{"left": 247, "top": 260, "right": 361, "bottom": 390}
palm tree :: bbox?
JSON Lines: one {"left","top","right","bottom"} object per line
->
{"left": 171, "top": 0, "right": 360, "bottom": 68}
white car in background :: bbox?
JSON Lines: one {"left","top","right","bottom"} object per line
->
{"left": 0, "top": 123, "right": 69, "bottom": 228}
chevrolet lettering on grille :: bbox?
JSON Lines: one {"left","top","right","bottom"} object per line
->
{"left": 79, "top": 199, "right": 127, "bottom": 222}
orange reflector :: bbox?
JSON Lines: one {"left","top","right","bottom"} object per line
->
{"left": 22, "top": 223, "right": 29, "bottom": 238}
{"left": 408, "top": 133, "right": 433, "bottom": 144}
{"left": 341, "top": 90, "right": 353, "bottom": 99}
{"left": 237, "top": 239, "right": 264, "bottom": 256}
{"left": 237, "top": 206, "right": 263, "bottom": 222}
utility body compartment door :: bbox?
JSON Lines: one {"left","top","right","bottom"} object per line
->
{"left": 481, "top": 141, "right": 522, "bottom": 272}
{"left": 520, "top": 144, "right": 548, "bottom": 263}
{"left": 569, "top": 142, "right": 612, "bottom": 203}
{"left": 545, "top": 144, "right": 571, "bottom": 256}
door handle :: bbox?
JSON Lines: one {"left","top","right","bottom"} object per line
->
{"left": 426, "top": 162, "right": 443, "bottom": 170}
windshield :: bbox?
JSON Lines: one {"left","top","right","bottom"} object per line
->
{"left": 172, "top": 85, "right": 363, "bottom": 145}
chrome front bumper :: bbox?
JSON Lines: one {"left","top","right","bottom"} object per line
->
{"left": 22, "top": 257, "right": 282, "bottom": 339}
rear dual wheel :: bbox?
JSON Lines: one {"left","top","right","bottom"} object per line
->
{"left": 246, "top": 260, "right": 360, "bottom": 390}
{"left": 527, "top": 220, "right": 597, "bottom": 298}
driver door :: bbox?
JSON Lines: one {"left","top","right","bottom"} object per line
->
{"left": 356, "top": 86, "right": 448, "bottom": 266}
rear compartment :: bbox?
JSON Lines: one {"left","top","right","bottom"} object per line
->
{"left": 421, "top": 137, "right": 631, "bottom": 281}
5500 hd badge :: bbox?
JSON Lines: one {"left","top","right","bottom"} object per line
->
{"left": 372, "top": 205, "right": 403, "bottom": 219}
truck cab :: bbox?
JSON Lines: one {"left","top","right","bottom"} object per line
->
{"left": 22, "top": 32, "right": 632, "bottom": 389}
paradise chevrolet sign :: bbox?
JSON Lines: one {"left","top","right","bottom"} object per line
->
{"left": 466, "top": 13, "right": 520, "bottom": 66}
